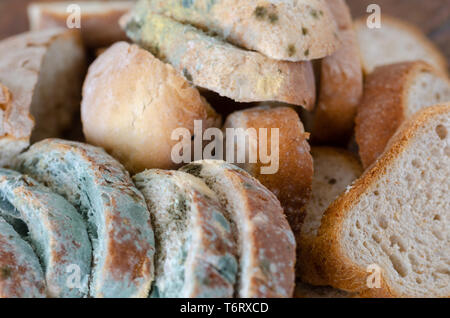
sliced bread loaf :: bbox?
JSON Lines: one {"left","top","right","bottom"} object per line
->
{"left": 311, "top": 0, "right": 363, "bottom": 144}
{"left": 181, "top": 160, "right": 295, "bottom": 297}
{"left": 0, "top": 216, "right": 46, "bottom": 298}
{"left": 142, "top": 0, "right": 340, "bottom": 61}
{"left": 133, "top": 169, "right": 237, "bottom": 298}
{"left": 294, "top": 282, "right": 355, "bottom": 298}
{"left": 298, "top": 147, "right": 362, "bottom": 286}
{"left": 315, "top": 105, "right": 450, "bottom": 297}
{"left": 82, "top": 42, "right": 220, "bottom": 173}
{"left": 28, "top": 1, "right": 133, "bottom": 48}
{"left": 0, "top": 169, "right": 91, "bottom": 298}
{"left": 356, "top": 61, "right": 450, "bottom": 168}
{"left": 15, "top": 139, "right": 155, "bottom": 298}
{"left": 354, "top": 15, "right": 448, "bottom": 74}
{"left": 121, "top": 8, "right": 316, "bottom": 108}
{"left": 223, "top": 106, "right": 313, "bottom": 242}
{"left": 0, "top": 28, "right": 86, "bottom": 166}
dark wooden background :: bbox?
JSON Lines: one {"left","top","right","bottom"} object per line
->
{"left": 1, "top": 0, "right": 449, "bottom": 64}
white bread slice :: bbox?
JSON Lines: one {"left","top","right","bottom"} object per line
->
{"left": 0, "top": 28, "right": 86, "bottom": 167}
{"left": 133, "top": 169, "right": 237, "bottom": 298}
{"left": 143, "top": 0, "right": 340, "bottom": 61}
{"left": 181, "top": 160, "right": 295, "bottom": 297}
{"left": 121, "top": 8, "right": 316, "bottom": 108}
{"left": 298, "top": 147, "right": 362, "bottom": 286}
{"left": 223, "top": 106, "right": 313, "bottom": 245}
{"left": 28, "top": 1, "right": 133, "bottom": 48}
{"left": 315, "top": 105, "right": 450, "bottom": 297}
{"left": 82, "top": 42, "right": 220, "bottom": 174}
{"left": 355, "top": 15, "right": 448, "bottom": 74}
{"left": 311, "top": 0, "right": 363, "bottom": 144}
{"left": 356, "top": 61, "right": 450, "bottom": 168}
{"left": 0, "top": 216, "right": 46, "bottom": 298}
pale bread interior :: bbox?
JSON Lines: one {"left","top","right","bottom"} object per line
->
{"left": 356, "top": 18, "right": 445, "bottom": 73}
{"left": 406, "top": 72, "right": 450, "bottom": 118}
{"left": 302, "top": 148, "right": 362, "bottom": 238}
{"left": 341, "top": 113, "right": 449, "bottom": 297}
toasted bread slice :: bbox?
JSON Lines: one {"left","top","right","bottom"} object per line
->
{"left": 0, "top": 169, "right": 91, "bottom": 298}
{"left": 0, "top": 216, "right": 46, "bottom": 298}
{"left": 28, "top": 1, "right": 133, "bottom": 48}
{"left": 298, "top": 147, "right": 362, "bottom": 286}
{"left": 16, "top": 139, "right": 155, "bottom": 298}
{"left": 143, "top": 0, "right": 340, "bottom": 61}
{"left": 223, "top": 106, "right": 313, "bottom": 274}
{"left": 181, "top": 160, "right": 295, "bottom": 297}
{"left": 133, "top": 169, "right": 237, "bottom": 298}
{"left": 0, "top": 28, "right": 85, "bottom": 166}
{"left": 312, "top": 0, "right": 363, "bottom": 144}
{"left": 121, "top": 8, "right": 316, "bottom": 108}
{"left": 356, "top": 61, "right": 450, "bottom": 168}
{"left": 82, "top": 42, "right": 220, "bottom": 173}
{"left": 316, "top": 105, "right": 450, "bottom": 297}
{"left": 355, "top": 15, "right": 448, "bottom": 74}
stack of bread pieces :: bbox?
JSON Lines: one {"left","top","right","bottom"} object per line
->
{"left": 0, "top": 0, "right": 448, "bottom": 298}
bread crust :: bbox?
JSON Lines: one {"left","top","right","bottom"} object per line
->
{"left": 0, "top": 28, "right": 85, "bottom": 166}
{"left": 122, "top": 10, "right": 316, "bottom": 108}
{"left": 315, "top": 105, "right": 450, "bottom": 297}
{"left": 312, "top": 0, "right": 363, "bottom": 144}
{"left": 28, "top": 1, "right": 133, "bottom": 48}
{"left": 355, "top": 61, "right": 449, "bottom": 168}
{"left": 298, "top": 147, "right": 362, "bottom": 286}
{"left": 0, "top": 217, "right": 46, "bottom": 298}
{"left": 144, "top": 0, "right": 340, "bottom": 61}
{"left": 82, "top": 42, "right": 220, "bottom": 173}
{"left": 354, "top": 15, "right": 448, "bottom": 75}
{"left": 181, "top": 160, "right": 296, "bottom": 297}
{"left": 223, "top": 106, "right": 313, "bottom": 277}
{"left": 16, "top": 139, "right": 155, "bottom": 298}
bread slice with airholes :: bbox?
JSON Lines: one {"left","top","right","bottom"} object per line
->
{"left": 356, "top": 61, "right": 450, "bottom": 168}
{"left": 133, "top": 169, "right": 237, "bottom": 298}
{"left": 315, "top": 105, "right": 450, "bottom": 298}
{"left": 181, "top": 160, "right": 296, "bottom": 297}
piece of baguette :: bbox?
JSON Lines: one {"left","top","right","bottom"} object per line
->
{"left": 311, "top": 0, "right": 363, "bottom": 144}
{"left": 298, "top": 147, "right": 362, "bottom": 286}
{"left": 0, "top": 169, "right": 91, "bottom": 298}
{"left": 142, "top": 0, "right": 340, "bottom": 61}
{"left": 28, "top": 1, "right": 134, "bottom": 49}
{"left": 356, "top": 61, "right": 450, "bottom": 168}
{"left": 355, "top": 15, "right": 448, "bottom": 74}
{"left": 82, "top": 42, "right": 220, "bottom": 173}
{"left": 133, "top": 169, "right": 237, "bottom": 298}
{"left": 16, "top": 139, "right": 155, "bottom": 298}
{"left": 315, "top": 105, "right": 450, "bottom": 297}
{"left": 223, "top": 106, "right": 313, "bottom": 273}
{"left": 121, "top": 7, "right": 316, "bottom": 108}
{"left": 0, "top": 216, "right": 46, "bottom": 298}
{"left": 0, "top": 28, "right": 86, "bottom": 167}
{"left": 181, "top": 160, "right": 295, "bottom": 298}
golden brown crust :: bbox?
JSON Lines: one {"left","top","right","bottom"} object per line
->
{"left": 223, "top": 106, "right": 313, "bottom": 279}
{"left": 355, "top": 61, "right": 447, "bottom": 168}
{"left": 28, "top": 1, "right": 133, "bottom": 48}
{"left": 315, "top": 105, "right": 450, "bottom": 297}
{"left": 354, "top": 16, "right": 448, "bottom": 75}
